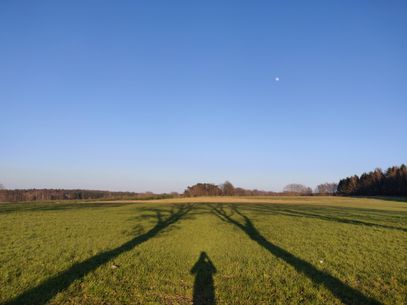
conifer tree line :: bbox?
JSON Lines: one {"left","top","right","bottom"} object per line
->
{"left": 337, "top": 164, "right": 407, "bottom": 196}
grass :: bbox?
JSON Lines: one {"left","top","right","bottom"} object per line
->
{"left": 0, "top": 196, "right": 406, "bottom": 305}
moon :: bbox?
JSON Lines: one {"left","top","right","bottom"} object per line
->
{"left": 275, "top": 77, "right": 280, "bottom": 82}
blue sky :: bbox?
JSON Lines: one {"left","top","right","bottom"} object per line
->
{"left": 1, "top": 1, "right": 406, "bottom": 192}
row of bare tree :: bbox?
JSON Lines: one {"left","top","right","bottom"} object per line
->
{"left": 183, "top": 181, "right": 280, "bottom": 197}
{"left": 0, "top": 189, "right": 175, "bottom": 202}
{"left": 183, "top": 181, "right": 337, "bottom": 197}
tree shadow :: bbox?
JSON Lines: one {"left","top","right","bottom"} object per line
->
{"left": 353, "top": 196, "right": 407, "bottom": 203}
{"left": 231, "top": 203, "right": 407, "bottom": 232}
{"left": 3, "top": 204, "right": 193, "bottom": 305}
{"left": 191, "top": 252, "right": 217, "bottom": 305}
{"left": 0, "top": 201, "right": 137, "bottom": 214}
{"left": 211, "top": 204, "right": 383, "bottom": 305}
{"left": 278, "top": 208, "right": 407, "bottom": 232}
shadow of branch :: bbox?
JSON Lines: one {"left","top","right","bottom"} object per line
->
{"left": 4, "top": 204, "right": 193, "bottom": 305}
{"left": 211, "top": 204, "right": 383, "bottom": 305}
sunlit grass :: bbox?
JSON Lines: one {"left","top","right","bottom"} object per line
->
{"left": 0, "top": 197, "right": 406, "bottom": 304}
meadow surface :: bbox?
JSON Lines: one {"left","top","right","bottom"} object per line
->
{"left": 0, "top": 196, "right": 406, "bottom": 305}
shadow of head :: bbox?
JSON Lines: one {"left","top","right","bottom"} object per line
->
{"left": 191, "top": 252, "right": 217, "bottom": 275}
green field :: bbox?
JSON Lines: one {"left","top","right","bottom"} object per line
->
{"left": 0, "top": 197, "right": 406, "bottom": 305}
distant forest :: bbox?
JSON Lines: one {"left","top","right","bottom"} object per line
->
{"left": 337, "top": 164, "right": 407, "bottom": 196}
{"left": 0, "top": 189, "right": 174, "bottom": 202}
{"left": 1, "top": 164, "right": 406, "bottom": 202}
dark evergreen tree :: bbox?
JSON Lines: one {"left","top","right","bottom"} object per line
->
{"left": 337, "top": 164, "right": 407, "bottom": 196}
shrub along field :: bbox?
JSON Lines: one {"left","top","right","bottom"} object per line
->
{"left": 0, "top": 197, "right": 406, "bottom": 305}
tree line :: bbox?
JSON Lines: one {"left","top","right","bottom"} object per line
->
{"left": 2, "top": 164, "right": 405, "bottom": 202}
{"left": 0, "top": 189, "right": 176, "bottom": 202}
{"left": 183, "top": 181, "right": 340, "bottom": 196}
{"left": 337, "top": 164, "right": 407, "bottom": 196}
{"left": 0, "top": 182, "right": 336, "bottom": 202}
{"left": 183, "top": 181, "right": 278, "bottom": 197}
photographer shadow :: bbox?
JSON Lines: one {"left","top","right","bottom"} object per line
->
{"left": 191, "top": 252, "right": 217, "bottom": 305}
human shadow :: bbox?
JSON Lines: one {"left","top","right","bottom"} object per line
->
{"left": 211, "top": 205, "right": 383, "bottom": 305}
{"left": 191, "top": 252, "right": 217, "bottom": 305}
{"left": 3, "top": 204, "right": 193, "bottom": 305}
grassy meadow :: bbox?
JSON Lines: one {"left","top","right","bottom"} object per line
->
{"left": 0, "top": 196, "right": 406, "bottom": 305}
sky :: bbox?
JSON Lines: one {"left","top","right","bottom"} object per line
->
{"left": 1, "top": 1, "right": 406, "bottom": 193}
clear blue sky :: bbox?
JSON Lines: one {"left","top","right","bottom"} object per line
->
{"left": 1, "top": 1, "right": 406, "bottom": 192}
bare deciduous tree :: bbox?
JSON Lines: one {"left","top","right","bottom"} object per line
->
{"left": 283, "top": 184, "right": 312, "bottom": 194}
{"left": 220, "top": 181, "right": 235, "bottom": 196}
{"left": 184, "top": 183, "right": 222, "bottom": 197}
{"left": 315, "top": 183, "right": 338, "bottom": 194}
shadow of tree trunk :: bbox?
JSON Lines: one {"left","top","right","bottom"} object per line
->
{"left": 4, "top": 204, "right": 192, "bottom": 305}
{"left": 211, "top": 204, "right": 383, "bottom": 305}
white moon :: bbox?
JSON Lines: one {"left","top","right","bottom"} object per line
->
{"left": 275, "top": 77, "right": 280, "bottom": 81}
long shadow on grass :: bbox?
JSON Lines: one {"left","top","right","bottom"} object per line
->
{"left": 355, "top": 196, "right": 407, "bottom": 203}
{"left": 211, "top": 204, "right": 383, "bottom": 305}
{"left": 3, "top": 204, "right": 193, "bottom": 305}
{"left": 279, "top": 208, "right": 407, "bottom": 232}
{"left": 236, "top": 204, "right": 407, "bottom": 233}
{"left": 0, "top": 201, "right": 137, "bottom": 214}
{"left": 191, "top": 252, "right": 217, "bottom": 305}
